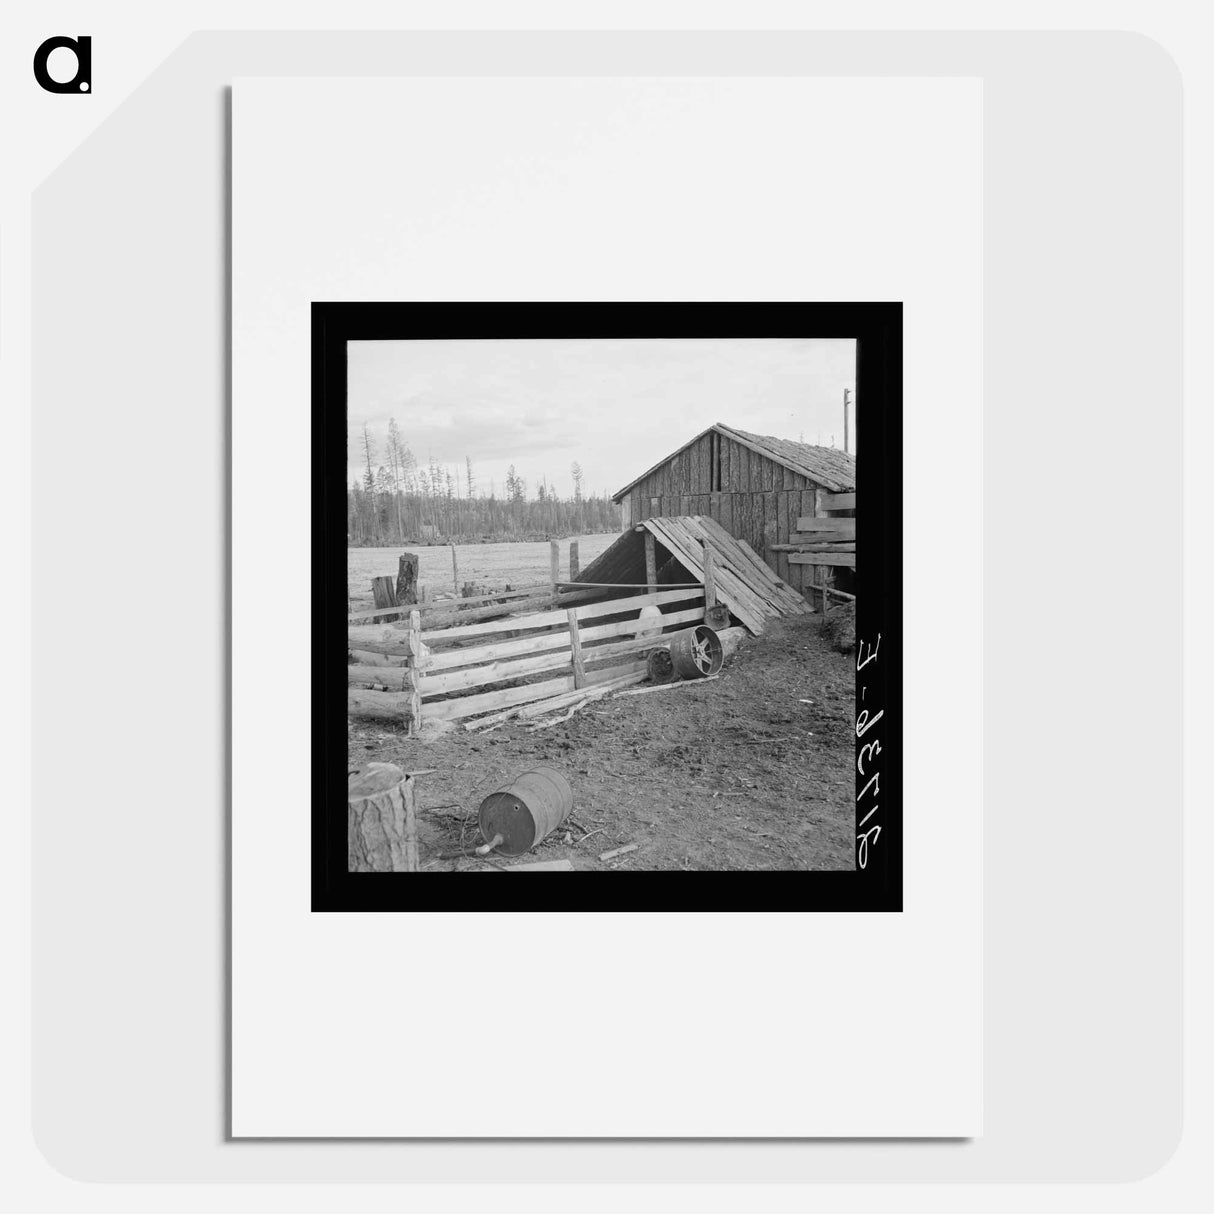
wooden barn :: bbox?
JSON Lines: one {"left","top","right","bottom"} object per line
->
{"left": 609, "top": 423, "right": 857, "bottom": 608}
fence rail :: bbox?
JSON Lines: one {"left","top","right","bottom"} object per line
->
{"left": 348, "top": 584, "right": 707, "bottom": 732}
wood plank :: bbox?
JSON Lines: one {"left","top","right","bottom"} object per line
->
{"left": 771, "top": 542, "right": 856, "bottom": 553}
{"left": 678, "top": 518, "right": 780, "bottom": 616}
{"left": 763, "top": 490, "right": 778, "bottom": 561}
{"left": 421, "top": 586, "right": 703, "bottom": 643}
{"left": 732, "top": 536, "right": 808, "bottom": 612}
{"left": 788, "top": 552, "right": 856, "bottom": 567}
{"left": 776, "top": 491, "right": 790, "bottom": 585}
{"left": 690, "top": 518, "right": 786, "bottom": 601}
{"left": 718, "top": 491, "right": 734, "bottom": 534}
{"left": 645, "top": 517, "right": 757, "bottom": 626}
{"left": 795, "top": 517, "right": 856, "bottom": 536}
{"left": 405, "top": 610, "right": 424, "bottom": 735}
{"left": 425, "top": 660, "right": 649, "bottom": 723}
{"left": 425, "top": 627, "right": 572, "bottom": 672}
{"left": 702, "top": 547, "right": 717, "bottom": 610}
{"left": 584, "top": 605, "right": 707, "bottom": 644}
{"left": 417, "top": 593, "right": 556, "bottom": 628}
{"left": 651, "top": 519, "right": 772, "bottom": 633}
{"left": 519, "top": 678, "right": 647, "bottom": 721}
{"left": 421, "top": 647, "right": 576, "bottom": 696}
{"left": 554, "top": 581, "right": 702, "bottom": 590}
{"left": 424, "top": 603, "right": 705, "bottom": 673}
{"left": 821, "top": 491, "right": 857, "bottom": 510}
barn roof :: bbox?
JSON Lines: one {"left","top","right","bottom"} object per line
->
{"left": 574, "top": 515, "right": 810, "bottom": 635}
{"left": 611, "top": 423, "right": 857, "bottom": 500}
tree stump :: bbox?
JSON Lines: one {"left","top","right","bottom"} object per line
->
{"left": 396, "top": 552, "right": 419, "bottom": 606}
{"left": 348, "top": 763, "right": 420, "bottom": 872}
{"left": 371, "top": 575, "right": 400, "bottom": 622}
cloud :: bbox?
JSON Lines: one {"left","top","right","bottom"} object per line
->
{"left": 346, "top": 337, "right": 856, "bottom": 493}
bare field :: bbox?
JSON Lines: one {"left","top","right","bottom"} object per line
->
{"left": 348, "top": 534, "right": 621, "bottom": 611}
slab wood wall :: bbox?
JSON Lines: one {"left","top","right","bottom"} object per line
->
{"left": 619, "top": 431, "right": 853, "bottom": 601}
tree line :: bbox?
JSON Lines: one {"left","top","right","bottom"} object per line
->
{"left": 347, "top": 420, "right": 622, "bottom": 546}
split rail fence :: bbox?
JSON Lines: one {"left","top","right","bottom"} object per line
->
{"left": 349, "top": 584, "right": 707, "bottom": 733}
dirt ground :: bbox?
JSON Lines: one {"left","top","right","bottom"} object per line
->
{"left": 347, "top": 612, "right": 856, "bottom": 872}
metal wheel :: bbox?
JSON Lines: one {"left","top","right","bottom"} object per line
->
{"left": 668, "top": 625, "right": 724, "bottom": 679}
{"left": 646, "top": 648, "right": 676, "bottom": 684}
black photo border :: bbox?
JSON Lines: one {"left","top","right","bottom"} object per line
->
{"left": 313, "top": 302, "right": 902, "bottom": 912}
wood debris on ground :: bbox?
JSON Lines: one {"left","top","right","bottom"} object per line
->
{"left": 599, "top": 843, "right": 639, "bottom": 861}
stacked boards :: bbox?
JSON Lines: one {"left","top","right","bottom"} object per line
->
{"left": 640, "top": 516, "right": 809, "bottom": 636}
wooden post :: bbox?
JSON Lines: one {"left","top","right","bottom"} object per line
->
{"left": 396, "top": 552, "right": 419, "bottom": 605}
{"left": 347, "top": 763, "right": 418, "bottom": 872}
{"left": 406, "top": 608, "right": 423, "bottom": 737}
{"left": 569, "top": 540, "right": 580, "bottom": 581}
{"left": 566, "top": 608, "right": 586, "bottom": 689}
{"left": 702, "top": 546, "right": 717, "bottom": 610}
{"left": 371, "top": 575, "right": 399, "bottom": 622}
{"left": 813, "top": 487, "right": 831, "bottom": 614}
{"left": 450, "top": 543, "right": 460, "bottom": 596}
{"left": 401, "top": 776, "right": 420, "bottom": 873}
{"left": 550, "top": 540, "right": 560, "bottom": 603}
{"left": 644, "top": 531, "right": 657, "bottom": 590}
{"left": 420, "top": 584, "right": 430, "bottom": 604}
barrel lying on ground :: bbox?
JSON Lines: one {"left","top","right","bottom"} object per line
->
{"left": 477, "top": 766, "right": 573, "bottom": 857}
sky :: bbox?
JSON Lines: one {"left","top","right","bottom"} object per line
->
{"left": 347, "top": 337, "right": 857, "bottom": 500}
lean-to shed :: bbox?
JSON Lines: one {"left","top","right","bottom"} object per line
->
{"left": 609, "top": 423, "right": 857, "bottom": 606}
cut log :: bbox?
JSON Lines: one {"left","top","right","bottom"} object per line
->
{"left": 347, "top": 763, "right": 420, "bottom": 872}
{"left": 348, "top": 687, "right": 414, "bottom": 721}
{"left": 348, "top": 664, "right": 410, "bottom": 691}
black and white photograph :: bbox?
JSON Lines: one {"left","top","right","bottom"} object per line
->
{"left": 316, "top": 302, "right": 901, "bottom": 908}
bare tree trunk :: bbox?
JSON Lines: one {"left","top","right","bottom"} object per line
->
{"left": 396, "top": 552, "right": 419, "bottom": 605}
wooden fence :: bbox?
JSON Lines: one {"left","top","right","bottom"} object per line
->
{"left": 349, "top": 585, "right": 707, "bottom": 733}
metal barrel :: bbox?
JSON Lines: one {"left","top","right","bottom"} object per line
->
{"left": 668, "top": 625, "right": 724, "bottom": 679}
{"left": 477, "top": 766, "right": 573, "bottom": 857}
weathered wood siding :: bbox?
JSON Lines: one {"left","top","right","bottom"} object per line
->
{"left": 620, "top": 433, "right": 854, "bottom": 601}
